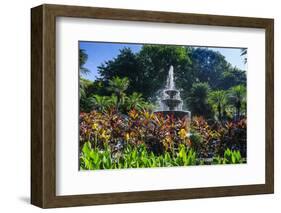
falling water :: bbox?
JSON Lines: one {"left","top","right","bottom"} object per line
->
{"left": 157, "top": 65, "right": 183, "bottom": 111}
{"left": 154, "top": 65, "right": 191, "bottom": 129}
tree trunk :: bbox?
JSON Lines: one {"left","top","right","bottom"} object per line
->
{"left": 218, "top": 104, "right": 222, "bottom": 121}
{"left": 237, "top": 100, "right": 241, "bottom": 120}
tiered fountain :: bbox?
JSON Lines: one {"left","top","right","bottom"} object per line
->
{"left": 155, "top": 65, "right": 191, "bottom": 120}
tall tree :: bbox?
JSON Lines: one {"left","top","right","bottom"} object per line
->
{"left": 217, "top": 67, "right": 246, "bottom": 90}
{"left": 208, "top": 90, "right": 227, "bottom": 121}
{"left": 187, "top": 82, "right": 213, "bottom": 118}
{"left": 190, "top": 48, "right": 230, "bottom": 89}
{"left": 228, "top": 85, "right": 246, "bottom": 119}
{"left": 79, "top": 49, "right": 90, "bottom": 75}
{"left": 96, "top": 45, "right": 246, "bottom": 112}
{"left": 98, "top": 45, "right": 192, "bottom": 100}
{"left": 98, "top": 48, "right": 140, "bottom": 95}
{"left": 137, "top": 45, "right": 192, "bottom": 100}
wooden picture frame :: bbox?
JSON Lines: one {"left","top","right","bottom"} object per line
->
{"left": 31, "top": 4, "right": 274, "bottom": 208}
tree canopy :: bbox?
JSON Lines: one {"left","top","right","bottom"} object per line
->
{"left": 97, "top": 45, "right": 245, "bottom": 103}
{"left": 79, "top": 44, "right": 246, "bottom": 119}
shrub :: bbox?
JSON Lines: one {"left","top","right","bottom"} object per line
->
{"left": 212, "top": 148, "right": 243, "bottom": 164}
{"left": 190, "top": 116, "right": 246, "bottom": 158}
{"left": 80, "top": 141, "right": 197, "bottom": 170}
{"left": 216, "top": 119, "right": 247, "bottom": 157}
{"left": 190, "top": 116, "right": 220, "bottom": 158}
{"left": 80, "top": 109, "right": 191, "bottom": 156}
{"left": 79, "top": 109, "right": 246, "bottom": 170}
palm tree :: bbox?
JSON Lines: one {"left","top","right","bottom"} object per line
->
{"left": 228, "top": 85, "right": 246, "bottom": 120}
{"left": 107, "top": 95, "right": 118, "bottom": 109}
{"left": 208, "top": 90, "right": 227, "bottom": 121}
{"left": 79, "top": 49, "right": 90, "bottom": 75}
{"left": 80, "top": 79, "right": 86, "bottom": 98}
{"left": 187, "top": 82, "right": 212, "bottom": 118}
{"left": 108, "top": 77, "right": 129, "bottom": 110}
{"left": 126, "top": 92, "right": 146, "bottom": 111}
{"left": 92, "top": 95, "right": 110, "bottom": 112}
{"left": 240, "top": 48, "right": 247, "bottom": 64}
{"left": 79, "top": 78, "right": 92, "bottom": 98}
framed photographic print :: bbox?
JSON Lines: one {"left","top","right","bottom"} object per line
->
{"left": 31, "top": 4, "right": 274, "bottom": 208}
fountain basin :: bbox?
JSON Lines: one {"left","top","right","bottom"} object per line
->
{"left": 154, "top": 110, "right": 191, "bottom": 120}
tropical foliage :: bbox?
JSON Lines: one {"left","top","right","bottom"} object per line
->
{"left": 80, "top": 109, "right": 191, "bottom": 154}
{"left": 79, "top": 109, "right": 246, "bottom": 169}
{"left": 78, "top": 44, "right": 247, "bottom": 170}
{"left": 80, "top": 142, "right": 197, "bottom": 170}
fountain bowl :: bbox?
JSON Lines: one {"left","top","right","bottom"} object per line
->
{"left": 154, "top": 110, "right": 191, "bottom": 120}
{"left": 161, "top": 99, "right": 182, "bottom": 110}
{"left": 164, "top": 89, "right": 179, "bottom": 98}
